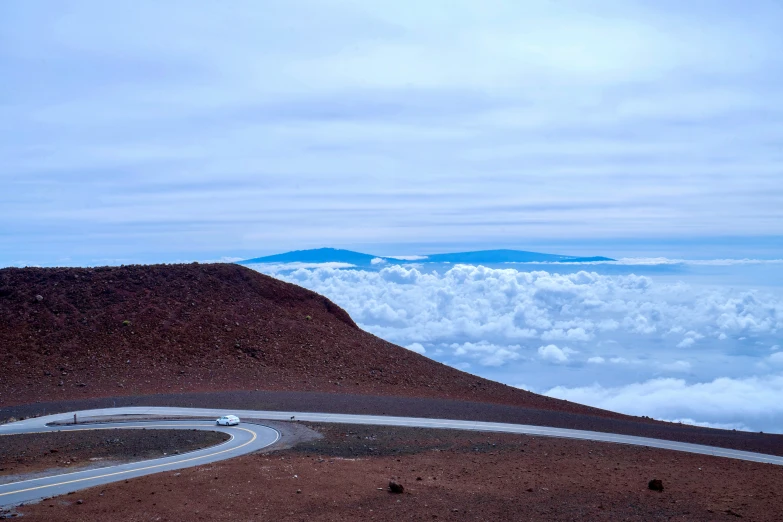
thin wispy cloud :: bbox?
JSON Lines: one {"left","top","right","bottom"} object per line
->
{"left": 2, "top": 0, "right": 782, "bottom": 265}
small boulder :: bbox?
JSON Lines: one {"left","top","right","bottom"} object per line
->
{"left": 389, "top": 481, "right": 404, "bottom": 494}
{"left": 648, "top": 479, "right": 664, "bottom": 492}
{"left": 35, "top": 295, "right": 44, "bottom": 302}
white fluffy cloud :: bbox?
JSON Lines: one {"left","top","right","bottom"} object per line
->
{"left": 406, "top": 342, "right": 426, "bottom": 354}
{"left": 676, "top": 338, "right": 695, "bottom": 349}
{"left": 450, "top": 341, "right": 523, "bottom": 367}
{"left": 545, "top": 375, "right": 783, "bottom": 432}
{"left": 253, "top": 263, "right": 783, "bottom": 430}
{"left": 658, "top": 418, "right": 752, "bottom": 431}
{"left": 538, "top": 344, "right": 576, "bottom": 364}
{"left": 260, "top": 264, "right": 782, "bottom": 354}
{"left": 658, "top": 360, "right": 692, "bottom": 373}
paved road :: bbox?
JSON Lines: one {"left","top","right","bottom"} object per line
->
{"left": 2, "top": 406, "right": 782, "bottom": 508}
{"left": 0, "top": 419, "right": 279, "bottom": 508}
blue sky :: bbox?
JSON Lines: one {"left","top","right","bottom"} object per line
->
{"left": 2, "top": 0, "right": 783, "bottom": 266}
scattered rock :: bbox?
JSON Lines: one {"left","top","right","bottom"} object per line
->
{"left": 35, "top": 295, "right": 43, "bottom": 302}
{"left": 648, "top": 479, "right": 664, "bottom": 492}
{"left": 389, "top": 481, "right": 404, "bottom": 494}
{"left": 76, "top": 500, "right": 83, "bottom": 505}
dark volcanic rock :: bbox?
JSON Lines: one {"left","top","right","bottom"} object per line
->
{"left": 648, "top": 478, "right": 664, "bottom": 492}
{"left": 388, "top": 480, "right": 404, "bottom": 493}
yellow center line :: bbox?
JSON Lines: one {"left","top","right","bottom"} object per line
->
{"left": 0, "top": 425, "right": 261, "bottom": 498}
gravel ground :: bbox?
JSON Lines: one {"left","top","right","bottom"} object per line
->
{"left": 0, "top": 429, "right": 229, "bottom": 481}
{"left": 14, "top": 422, "right": 783, "bottom": 521}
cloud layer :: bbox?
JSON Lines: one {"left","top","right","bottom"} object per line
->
{"left": 265, "top": 263, "right": 781, "bottom": 353}
{"left": 545, "top": 375, "right": 783, "bottom": 432}
{"left": 253, "top": 263, "right": 783, "bottom": 431}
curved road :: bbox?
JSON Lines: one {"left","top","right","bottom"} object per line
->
{"left": 0, "top": 419, "right": 279, "bottom": 508}
{"left": 2, "top": 406, "right": 783, "bottom": 508}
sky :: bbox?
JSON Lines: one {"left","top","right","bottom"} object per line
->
{"left": 2, "top": 1, "right": 782, "bottom": 431}
{"left": 2, "top": 0, "right": 783, "bottom": 266}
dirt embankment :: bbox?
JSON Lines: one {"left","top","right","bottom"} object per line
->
{"left": 0, "top": 429, "right": 228, "bottom": 479}
{"left": 16, "top": 424, "right": 783, "bottom": 521}
{"left": 0, "top": 263, "right": 618, "bottom": 418}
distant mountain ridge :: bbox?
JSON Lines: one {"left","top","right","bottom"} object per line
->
{"left": 239, "top": 247, "right": 613, "bottom": 267}
{"left": 240, "top": 248, "right": 378, "bottom": 265}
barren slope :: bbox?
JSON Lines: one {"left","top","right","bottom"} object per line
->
{"left": 0, "top": 263, "right": 605, "bottom": 417}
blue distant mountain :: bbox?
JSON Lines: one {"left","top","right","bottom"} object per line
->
{"left": 240, "top": 248, "right": 377, "bottom": 265}
{"left": 423, "top": 249, "right": 613, "bottom": 264}
{"left": 238, "top": 248, "right": 613, "bottom": 266}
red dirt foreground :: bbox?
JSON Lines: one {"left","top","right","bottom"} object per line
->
{"left": 4, "top": 263, "right": 783, "bottom": 521}
{"left": 15, "top": 424, "right": 783, "bottom": 521}
{"left": 0, "top": 263, "right": 601, "bottom": 416}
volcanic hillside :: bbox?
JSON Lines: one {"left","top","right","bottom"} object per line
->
{"left": 1, "top": 263, "right": 604, "bottom": 416}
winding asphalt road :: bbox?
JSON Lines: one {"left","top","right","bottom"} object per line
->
{"left": 2, "top": 406, "right": 783, "bottom": 508}
{"left": 0, "top": 419, "right": 279, "bottom": 508}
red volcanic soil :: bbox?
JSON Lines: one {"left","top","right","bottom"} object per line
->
{"left": 16, "top": 424, "right": 783, "bottom": 521}
{"left": 0, "top": 263, "right": 599, "bottom": 416}
{"left": 5, "top": 263, "right": 783, "bottom": 521}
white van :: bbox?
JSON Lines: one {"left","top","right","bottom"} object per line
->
{"left": 216, "top": 415, "right": 240, "bottom": 426}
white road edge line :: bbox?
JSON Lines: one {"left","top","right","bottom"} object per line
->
{"left": 0, "top": 424, "right": 236, "bottom": 487}
{"left": 0, "top": 420, "right": 281, "bottom": 504}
